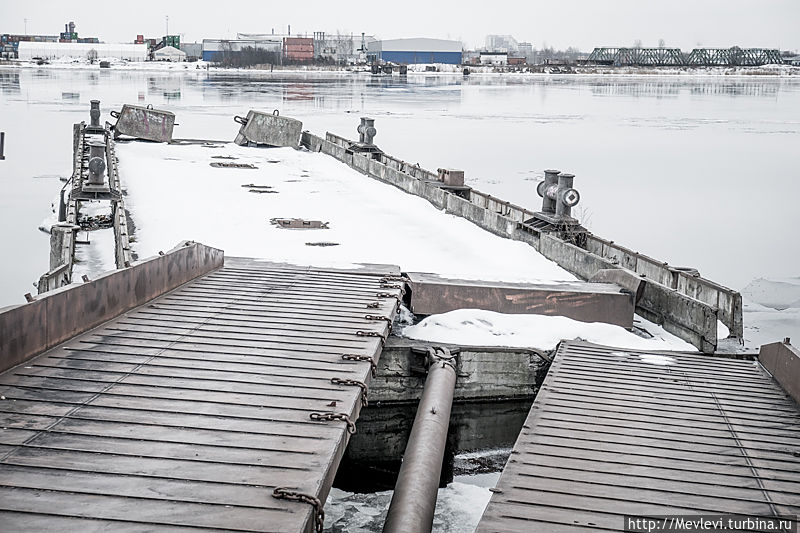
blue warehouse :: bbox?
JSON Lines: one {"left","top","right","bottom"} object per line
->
{"left": 368, "top": 38, "right": 462, "bottom": 65}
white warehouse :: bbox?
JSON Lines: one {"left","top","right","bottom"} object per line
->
{"left": 17, "top": 42, "right": 148, "bottom": 62}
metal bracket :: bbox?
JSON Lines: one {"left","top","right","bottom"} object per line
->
{"left": 272, "top": 487, "right": 325, "bottom": 533}
{"left": 309, "top": 411, "right": 357, "bottom": 434}
{"left": 410, "top": 346, "right": 460, "bottom": 375}
{"left": 330, "top": 377, "right": 369, "bottom": 406}
{"left": 341, "top": 354, "right": 377, "bottom": 378}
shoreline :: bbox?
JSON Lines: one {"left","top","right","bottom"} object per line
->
{"left": 2, "top": 59, "right": 799, "bottom": 78}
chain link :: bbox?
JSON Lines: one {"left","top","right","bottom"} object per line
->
{"left": 272, "top": 487, "right": 325, "bottom": 533}
{"left": 365, "top": 314, "right": 393, "bottom": 333}
{"left": 341, "top": 354, "right": 377, "bottom": 378}
{"left": 330, "top": 377, "right": 369, "bottom": 406}
{"left": 376, "top": 291, "right": 401, "bottom": 302}
{"left": 310, "top": 411, "right": 357, "bottom": 434}
{"left": 356, "top": 330, "right": 386, "bottom": 346}
{"left": 379, "top": 275, "right": 408, "bottom": 283}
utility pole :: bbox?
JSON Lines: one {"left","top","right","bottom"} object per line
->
{"left": 166, "top": 15, "right": 169, "bottom": 36}
{"left": 24, "top": 18, "right": 28, "bottom": 35}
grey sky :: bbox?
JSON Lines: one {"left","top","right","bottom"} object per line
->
{"left": 3, "top": 0, "right": 798, "bottom": 51}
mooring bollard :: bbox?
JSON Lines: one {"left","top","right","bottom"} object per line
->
{"left": 357, "top": 117, "right": 377, "bottom": 145}
{"left": 90, "top": 100, "right": 101, "bottom": 129}
{"left": 86, "top": 140, "right": 107, "bottom": 187}
{"left": 537, "top": 169, "right": 580, "bottom": 219}
{"left": 0, "top": 131, "right": 5, "bottom": 160}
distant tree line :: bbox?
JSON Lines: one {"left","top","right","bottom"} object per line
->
{"left": 214, "top": 46, "right": 280, "bottom": 68}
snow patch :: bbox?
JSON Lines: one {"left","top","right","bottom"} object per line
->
{"left": 638, "top": 353, "right": 677, "bottom": 366}
{"left": 402, "top": 309, "right": 696, "bottom": 351}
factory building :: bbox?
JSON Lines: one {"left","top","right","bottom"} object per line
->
{"left": 283, "top": 37, "right": 313, "bottom": 62}
{"left": 17, "top": 42, "right": 147, "bottom": 61}
{"left": 367, "top": 38, "right": 462, "bottom": 65}
{"left": 201, "top": 39, "right": 281, "bottom": 62}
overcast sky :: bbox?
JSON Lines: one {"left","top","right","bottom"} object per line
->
{"left": 3, "top": 0, "right": 798, "bottom": 52}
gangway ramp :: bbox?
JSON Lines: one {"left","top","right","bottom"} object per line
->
{"left": 477, "top": 340, "right": 800, "bottom": 533}
{"left": 0, "top": 250, "right": 403, "bottom": 532}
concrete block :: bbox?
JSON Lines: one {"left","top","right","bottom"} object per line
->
{"left": 112, "top": 104, "right": 175, "bottom": 143}
{"left": 590, "top": 268, "right": 646, "bottom": 303}
{"left": 234, "top": 110, "right": 302, "bottom": 148}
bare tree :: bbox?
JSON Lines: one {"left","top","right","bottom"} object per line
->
{"left": 87, "top": 49, "right": 98, "bottom": 64}
{"left": 658, "top": 38, "right": 666, "bottom": 48}
{"left": 633, "top": 39, "right": 643, "bottom": 49}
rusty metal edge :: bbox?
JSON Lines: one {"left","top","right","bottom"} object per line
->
{"left": 0, "top": 240, "right": 224, "bottom": 374}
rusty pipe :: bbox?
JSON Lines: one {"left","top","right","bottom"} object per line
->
{"left": 382, "top": 347, "right": 457, "bottom": 533}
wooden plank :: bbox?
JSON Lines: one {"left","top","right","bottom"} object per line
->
{"left": 477, "top": 340, "right": 800, "bottom": 533}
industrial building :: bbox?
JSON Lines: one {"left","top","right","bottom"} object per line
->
{"left": 202, "top": 39, "right": 281, "bottom": 62}
{"left": 367, "top": 38, "right": 462, "bottom": 65}
{"left": 17, "top": 42, "right": 147, "bottom": 61}
{"left": 153, "top": 45, "right": 186, "bottom": 61}
{"left": 485, "top": 34, "right": 519, "bottom": 53}
{"left": 283, "top": 37, "right": 313, "bottom": 62}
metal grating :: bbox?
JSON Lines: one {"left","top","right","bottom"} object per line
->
{"left": 477, "top": 340, "right": 800, "bottom": 533}
{"left": 0, "top": 258, "right": 403, "bottom": 532}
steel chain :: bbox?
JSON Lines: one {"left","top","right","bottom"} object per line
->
{"left": 309, "top": 411, "right": 357, "bottom": 434}
{"left": 356, "top": 330, "right": 386, "bottom": 346}
{"left": 341, "top": 354, "right": 377, "bottom": 378}
{"left": 272, "top": 487, "right": 325, "bottom": 533}
{"left": 365, "top": 314, "right": 393, "bottom": 333}
{"left": 330, "top": 377, "right": 369, "bottom": 407}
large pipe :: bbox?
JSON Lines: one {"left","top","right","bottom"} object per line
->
{"left": 382, "top": 347, "right": 457, "bottom": 533}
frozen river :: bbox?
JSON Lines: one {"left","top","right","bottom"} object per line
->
{"left": 1, "top": 66, "right": 798, "bottom": 310}
{"left": 0, "top": 65, "right": 798, "bottom": 531}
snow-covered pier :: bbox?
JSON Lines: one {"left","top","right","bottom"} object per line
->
{"left": 1, "top": 103, "right": 798, "bottom": 532}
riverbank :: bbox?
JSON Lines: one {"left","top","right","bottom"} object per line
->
{"left": 2, "top": 58, "right": 799, "bottom": 77}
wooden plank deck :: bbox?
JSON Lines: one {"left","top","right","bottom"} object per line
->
{"left": 477, "top": 340, "right": 800, "bottom": 533}
{"left": 0, "top": 258, "right": 403, "bottom": 532}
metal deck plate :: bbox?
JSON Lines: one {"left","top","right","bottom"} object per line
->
{"left": 477, "top": 340, "right": 800, "bottom": 533}
{"left": 0, "top": 258, "right": 402, "bottom": 532}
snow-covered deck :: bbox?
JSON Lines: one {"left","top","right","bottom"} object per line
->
{"left": 116, "top": 140, "right": 694, "bottom": 351}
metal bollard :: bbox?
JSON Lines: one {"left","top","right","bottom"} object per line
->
{"left": 90, "top": 100, "right": 101, "bottom": 128}
{"left": 87, "top": 140, "right": 106, "bottom": 185}
{"left": 555, "top": 173, "right": 580, "bottom": 218}
{"left": 538, "top": 169, "right": 560, "bottom": 213}
{"left": 0, "top": 131, "right": 5, "bottom": 160}
{"left": 537, "top": 170, "right": 580, "bottom": 219}
{"left": 357, "top": 117, "right": 377, "bottom": 145}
